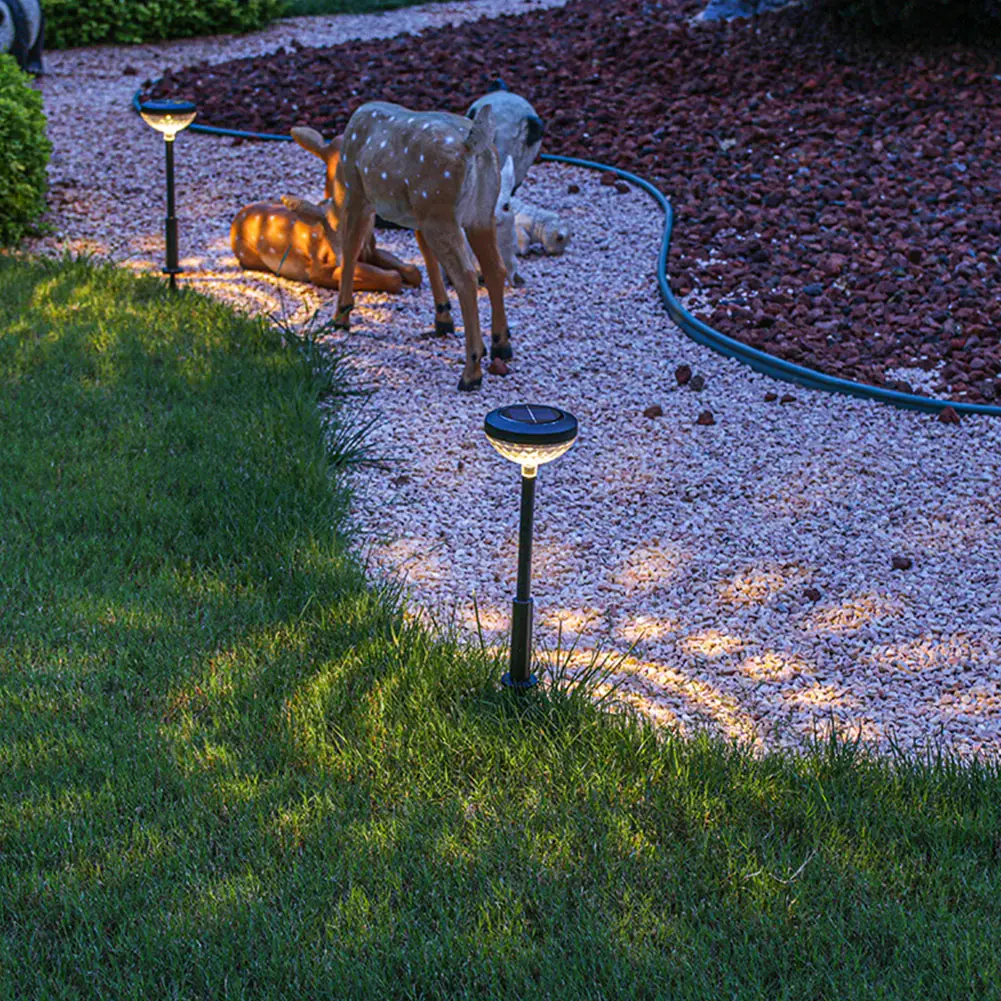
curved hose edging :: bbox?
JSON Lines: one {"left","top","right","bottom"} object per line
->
{"left": 133, "top": 87, "right": 1001, "bottom": 417}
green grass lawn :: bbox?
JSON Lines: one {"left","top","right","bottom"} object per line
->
{"left": 2, "top": 255, "right": 1001, "bottom": 1000}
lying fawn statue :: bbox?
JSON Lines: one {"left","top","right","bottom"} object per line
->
{"left": 230, "top": 126, "right": 421, "bottom": 293}
{"left": 332, "top": 102, "right": 511, "bottom": 391}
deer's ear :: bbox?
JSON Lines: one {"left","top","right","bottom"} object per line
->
{"left": 465, "top": 104, "right": 495, "bottom": 154}
{"left": 525, "top": 116, "right": 545, "bottom": 148}
{"left": 291, "top": 126, "right": 328, "bottom": 159}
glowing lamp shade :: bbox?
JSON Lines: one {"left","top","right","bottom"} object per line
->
{"left": 484, "top": 404, "right": 578, "bottom": 475}
{"left": 139, "top": 100, "right": 197, "bottom": 140}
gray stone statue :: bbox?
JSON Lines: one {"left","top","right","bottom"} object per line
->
{"left": 696, "top": 0, "right": 798, "bottom": 21}
{"left": 0, "top": 0, "right": 44, "bottom": 74}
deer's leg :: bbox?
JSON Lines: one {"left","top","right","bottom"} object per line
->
{"left": 423, "top": 223, "right": 486, "bottom": 392}
{"left": 334, "top": 198, "right": 373, "bottom": 331}
{"left": 466, "top": 226, "right": 512, "bottom": 362}
{"left": 353, "top": 262, "right": 404, "bottom": 293}
{"left": 415, "top": 230, "right": 454, "bottom": 337}
{"left": 368, "top": 247, "right": 422, "bottom": 288}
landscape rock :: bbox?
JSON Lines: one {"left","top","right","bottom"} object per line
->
{"left": 697, "top": 0, "right": 800, "bottom": 20}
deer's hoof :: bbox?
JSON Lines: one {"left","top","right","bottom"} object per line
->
{"left": 458, "top": 374, "right": 483, "bottom": 392}
{"left": 512, "top": 273, "right": 526, "bottom": 288}
{"left": 490, "top": 339, "right": 513, "bottom": 361}
{"left": 436, "top": 319, "right": 456, "bottom": 337}
{"left": 332, "top": 318, "right": 351, "bottom": 332}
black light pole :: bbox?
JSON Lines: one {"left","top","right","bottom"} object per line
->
{"left": 163, "top": 136, "right": 179, "bottom": 290}
{"left": 138, "top": 100, "right": 197, "bottom": 291}
{"left": 484, "top": 404, "right": 578, "bottom": 689}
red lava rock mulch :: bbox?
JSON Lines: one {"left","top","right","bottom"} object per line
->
{"left": 144, "top": 0, "right": 1001, "bottom": 404}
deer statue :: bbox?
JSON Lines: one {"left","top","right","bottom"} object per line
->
{"left": 331, "top": 101, "right": 512, "bottom": 391}
{"left": 230, "top": 126, "right": 421, "bottom": 293}
{"left": 467, "top": 87, "right": 545, "bottom": 286}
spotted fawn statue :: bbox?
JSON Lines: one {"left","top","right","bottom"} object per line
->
{"left": 231, "top": 126, "right": 421, "bottom": 293}
{"left": 332, "top": 102, "right": 512, "bottom": 391}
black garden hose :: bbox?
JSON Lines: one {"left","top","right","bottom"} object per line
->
{"left": 132, "top": 87, "right": 1001, "bottom": 419}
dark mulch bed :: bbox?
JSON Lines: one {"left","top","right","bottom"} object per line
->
{"left": 144, "top": 0, "right": 1001, "bottom": 403}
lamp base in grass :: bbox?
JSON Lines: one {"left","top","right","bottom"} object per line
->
{"left": 502, "top": 671, "right": 538, "bottom": 690}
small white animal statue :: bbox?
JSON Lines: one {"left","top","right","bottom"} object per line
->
{"left": 333, "top": 101, "right": 511, "bottom": 391}
{"left": 512, "top": 196, "right": 573, "bottom": 257}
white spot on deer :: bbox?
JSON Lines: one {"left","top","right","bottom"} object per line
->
{"left": 351, "top": 132, "right": 357, "bottom": 141}
{"left": 445, "top": 136, "right": 455, "bottom": 145}
{"left": 422, "top": 190, "right": 428, "bottom": 199}
{"left": 380, "top": 140, "right": 387, "bottom": 149}
{"left": 381, "top": 171, "right": 388, "bottom": 180}
{"left": 404, "top": 146, "right": 409, "bottom": 154}
{"left": 444, "top": 170, "right": 451, "bottom": 179}
{"left": 419, "top": 153, "right": 425, "bottom": 163}
{"left": 422, "top": 123, "right": 431, "bottom": 131}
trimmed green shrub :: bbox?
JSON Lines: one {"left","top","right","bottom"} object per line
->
{"left": 40, "top": 0, "right": 284, "bottom": 48}
{"left": 0, "top": 54, "right": 50, "bottom": 247}
{"left": 822, "top": 0, "right": 1001, "bottom": 40}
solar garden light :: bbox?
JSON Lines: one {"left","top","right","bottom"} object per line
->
{"left": 484, "top": 404, "right": 579, "bottom": 690}
{"left": 138, "top": 100, "right": 197, "bottom": 291}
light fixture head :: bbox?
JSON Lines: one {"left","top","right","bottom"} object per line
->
{"left": 139, "top": 99, "right": 197, "bottom": 140}
{"left": 484, "top": 404, "right": 578, "bottom": 474}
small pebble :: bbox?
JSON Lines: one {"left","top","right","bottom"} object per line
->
{"left": 938, "top": 406, "right": 961, "bottom": 425}
{"left": 675, "top": 364, "right": 692, "bottom": 386}
{"left": 567, "top": 183, "right": 580, "bottom": 194}
{"left": 391, "top": 474, "right": 411, "bottom": 487}
{"left": 643, "top": 404, "right": 664, "bottom": 419}
{"left": 487, "top": 358, "right": 510, "bottom": 376}
{"left": 689, "top": 374, "right": 706, "bottom": 392}
{"left": 804, "top": 587, "right": 822, "bottom": 602}
{"left": 600, "top": 173, "right": 617, "bottom": 187}
{"left": 892, "top": 555, "right": 913, "bottom": 571}
{"left": 780, "top": 393, "right": 797, "bottom": 404}
{"left": 614, "top": 181, "right": 631, "bottom": 194}
{"left": 696, "top": 410, "right": 716, "bottom": 426}
{"left": 764, "top": 391, "right": 778, "bottom": 402}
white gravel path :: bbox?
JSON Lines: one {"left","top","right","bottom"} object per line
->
{"left": 24, "top": 0, "right": 1001, "bottom": 759}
